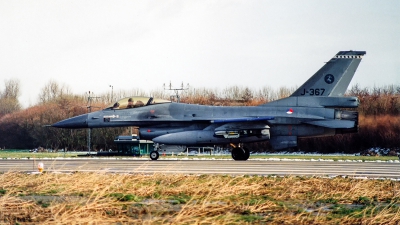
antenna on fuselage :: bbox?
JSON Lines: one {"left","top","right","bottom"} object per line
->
{"left": 163, "top": 81, "right": 189, "bottom": 103}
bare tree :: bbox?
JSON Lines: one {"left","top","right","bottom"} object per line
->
{"left": 222, "top": 86, "right": 241, "bottom": 100}
{"left": 241, "top": 87, "right": 253, "bottom": 102}
{"left": 38, "top": 80, "right": 71, "bottom": 103}
{"left": 257, "top": 85, "right": 275, "bottom": 102}
{"left": 276, "top": 86, "right": 294, "bottom": 99}
{"left": 1, "top": 79, "right": 20, "bottom": 99}
{"left": 0, "top": 79, "right": 21, "bottom": 116}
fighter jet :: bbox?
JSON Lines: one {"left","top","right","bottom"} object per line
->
{"left": 53, "top": 50, "right": 366, "bottom": 160}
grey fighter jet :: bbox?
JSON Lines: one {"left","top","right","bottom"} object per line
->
{"left": 53, "top": 51, "right": 366, "bottom": 160}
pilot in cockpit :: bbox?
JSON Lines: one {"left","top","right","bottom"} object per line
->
{"left": 127, "top": 98, "right": 134, "bottom": 108}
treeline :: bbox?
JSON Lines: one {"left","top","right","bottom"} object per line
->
{"left": 0, "top": 80, "right": 399, "bottom": 153}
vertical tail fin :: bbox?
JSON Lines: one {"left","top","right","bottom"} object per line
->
{"left": 291, "top": 51, "right": 366, "bottom": 97}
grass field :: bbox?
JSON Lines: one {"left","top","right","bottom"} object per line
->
{"left": 0, "top": 150, "right": 84, "bottom": 159}
{"left": 1, "top": 172, "right": 400, "bottom": 224}
{"left": 1, "top": 149, "right": 399, "bottom": 162}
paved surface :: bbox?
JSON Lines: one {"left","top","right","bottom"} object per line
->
{"left": 1, "top": 159, "right": 400, "bottom": 178}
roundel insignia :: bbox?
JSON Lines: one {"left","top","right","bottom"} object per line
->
{"left": 324, "top": 74, "right": 335, "bottom": 84}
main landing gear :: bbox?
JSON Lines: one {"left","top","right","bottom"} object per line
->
{"left": 231, "top": 144, "right": 250, "bottom": 161}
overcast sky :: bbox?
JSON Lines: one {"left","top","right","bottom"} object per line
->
{"left": 1, "top": 0, "right": 399, "bottom": 108}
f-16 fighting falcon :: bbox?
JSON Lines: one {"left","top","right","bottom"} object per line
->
{"left": 53, "top": 51, "right": 366, "bottom": 161}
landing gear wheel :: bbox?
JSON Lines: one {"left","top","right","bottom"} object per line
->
{"left": 231, "top": 147, "right": 240, "bottom": 160}
{"left": 242, "top": 147, "right": 250, "bottom": 160}
{"left": 231, "top": 147, "right": 250, "bottom": 161}
{"left": 150, "top": 151, "right": 159, "bottom": 160}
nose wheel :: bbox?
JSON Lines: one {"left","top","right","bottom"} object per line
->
{"left": 150, "top": 151, "right": 159, "bottom": 160}
{"left": 231, "top": 146, "right": 250, "bottom": 161}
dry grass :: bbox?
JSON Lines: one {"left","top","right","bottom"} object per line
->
{"left": 1, "top": 172, "right": 400, "bottom": 224}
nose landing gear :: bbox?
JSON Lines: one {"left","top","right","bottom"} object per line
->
{"left": 150, "top": 151, "right": 159, "bottom": 160}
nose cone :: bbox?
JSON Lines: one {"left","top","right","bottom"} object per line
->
{"left": 52, "top": 114, "right": 88, "bottom": 128}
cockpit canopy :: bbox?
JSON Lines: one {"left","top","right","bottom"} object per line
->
{"left": 105, "top": 96, "right": 171, "bottom": 110}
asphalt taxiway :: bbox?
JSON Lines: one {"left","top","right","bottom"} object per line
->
{"left": 1, "top": 159, "right": 400, "bottom": 179}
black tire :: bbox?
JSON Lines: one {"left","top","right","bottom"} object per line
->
{"left": 231, "top": 148, "right": 239, "bottom": 160}
{"left": 232, "top": 147, "right": 243, "bottom": 160}
{"left": 242, "top": 147, "right": 250, "bottom": 161}
{"left": 150, "top": 151, "right": 159, "bottom": 160}
{"left": 231, "top": 147, "right": 250, "bottom": 161}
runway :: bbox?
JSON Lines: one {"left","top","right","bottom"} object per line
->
{"left": 1, "top": 159, "right": 400, "bottom": 179}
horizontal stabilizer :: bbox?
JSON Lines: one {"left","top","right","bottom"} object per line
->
{"left": 304, "top": 120, "right": 355, "bottom": 128}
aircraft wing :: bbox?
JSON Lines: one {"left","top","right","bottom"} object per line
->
{"left": 304, "top": 120, "right": 355, "bottom": 128}
{"left": 214, "top": 121, "right": 270, "bottom": 131}
{"left": 209, "top": 116, "right": 274, "bottom": 123}
{"left": 194, "top": 115, "right": 324, "bottom": 122}
{"left": 191, "top": 116, "right": 273, "bottom": 137}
